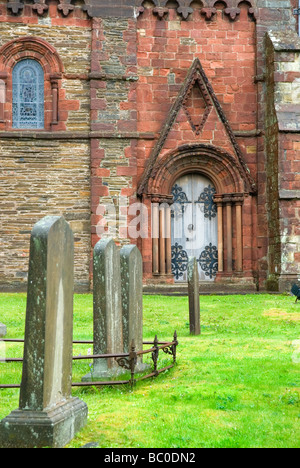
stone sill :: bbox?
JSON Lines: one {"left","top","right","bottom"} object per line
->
{"left": 279, "top": 189, "right": 300, "bottom": 199}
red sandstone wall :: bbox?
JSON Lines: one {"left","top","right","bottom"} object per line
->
{"left": 136, "top": 5, "right": 257, "bottom": 169}
{"left": 135, "top": 5, "right": 258, "bottom": 281}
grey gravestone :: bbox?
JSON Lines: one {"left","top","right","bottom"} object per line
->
{"left": 0, "top": 216, "right": 88, "bottom": 448}
{"left": 0, "top": 323, "right": 6, "bottom": 338}
{"left": 188, "top": 257, "right": 201, "bottom": 335}
{"left": 120, "top": 244, "right": 147, "bottom": 372}
{"left": 85, "top": 237, "right": 124, "bottom": 380}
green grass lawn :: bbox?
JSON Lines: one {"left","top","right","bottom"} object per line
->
{"left": 0, "top": 293, "right": 300, "bottom": 448}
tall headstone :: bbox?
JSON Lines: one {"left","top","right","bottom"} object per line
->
{"left": 120, "top": 245, "right": 146, "bottom": 371}
{"left": 90, "top": 237, "right": 124, "bottom": 379}
{"left": 188, "top": 257, "right": 201, "bottom": 335}
{"left": 0, "top": 216, "right": 88, "bottom": 448}
{"left": 0, "top": 323, "right": 6, "bottom": 338}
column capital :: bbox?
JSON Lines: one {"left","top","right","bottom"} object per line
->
{"left": 149, "top": 193, "right": 173, "bottom": 205}
{"left": 0, "top": 71, "right": 8, "bottom": 82}
{"left": 213, "top": 194, "right": 223, "bottom": 205}
{"left": 216, "top": 193, "right": 245, "bottom": 205}
{"left": 223, "top": 195, "right": 233, "bottom": 205}
{"left": 50, "top": 73, "right": 62, "bottom": 87}
{"left": 231, "top": 193, "right": 245, "bottom": 205}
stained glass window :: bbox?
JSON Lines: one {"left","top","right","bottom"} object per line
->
{"left": 12, "top": 59, "right": 44, "bottom": 129}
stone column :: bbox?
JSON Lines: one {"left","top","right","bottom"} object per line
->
{"left": 187, "top": 257, "right": 201, "bottom": 335}
{"left": 214, "top": 195, "right": 224, "bottom": 273}
{"left": 152, "top": 196, "right": 173, "bottom": 277}
{"left": 159, "top": 203, "right": 166, "bottom": 274}
{"left": 151, "top": 201, "right": 159, "bottom": 274}
{"left": 50, "top": 74, "right": 61, "bottom": 127}
{"left": 165, "top": 202, "right": 172, "bottom": 275}
{"left": 0, "top": 72, "right": 7, "bottom": 124}
{"left": 224, "top": 197, "right": 233, "bottom": 273}
{"left": 234, "top": 195, "right": 244, "bottom": 272}
{"left": 0, "top": 216, "right": 88, "bottom": 448}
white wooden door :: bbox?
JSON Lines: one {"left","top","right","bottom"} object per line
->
{"left": 171, "top": 174, "right": 218, "bottom": 282}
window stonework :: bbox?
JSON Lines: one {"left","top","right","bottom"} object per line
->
{"left": 0, "top": 37, "right": 63, "bottom": 131}
{"left": 12, "top": 59, "right": 44, "bottom": 129}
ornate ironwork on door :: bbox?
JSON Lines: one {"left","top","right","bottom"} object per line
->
{"left": 171, "top": 243, "right": 188, "bottom": 280}
{"left": 195, "top": 184, "right": 217, "bottom": 220}
{"left": 171, "top": 183, "right": 191, "bottom": 219}
{"left": 198, "top": 243, "right": 218, "bottom": 279}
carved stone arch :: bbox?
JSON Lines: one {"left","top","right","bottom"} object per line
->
{"left": 148, "top": 143, "right": 246, "bottom": 197}
{"left": 0, "top": 36, "right": 64, "bottom": 75}
{"left": 0, "top": 37, "right": 64, "bottom": 130}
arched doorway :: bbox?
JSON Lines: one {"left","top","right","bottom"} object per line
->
{"left": 140, "top": 144, "right": 256, "bottom": 285}
{"left": 171, "top": 173, "right": 218, "bottom": 282}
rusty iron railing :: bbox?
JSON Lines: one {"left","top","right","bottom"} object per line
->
{"left": 0, "top": 331, "right": 178, "bottom": 390}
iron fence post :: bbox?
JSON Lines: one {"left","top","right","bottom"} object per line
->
{"left": 172, "top": 330, "right": 178, "bottom": 364}
{"left": 129, "top": 339, "right": 137, "bottom": 389}
{"left": 152, "top": 335, "right": 159, "bottom": 376}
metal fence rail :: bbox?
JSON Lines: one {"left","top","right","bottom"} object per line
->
{"left": 0, "top": 331, "right": 178, "bottom": 390}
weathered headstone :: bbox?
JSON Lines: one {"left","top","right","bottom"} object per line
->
{"left": 0, "top": 216, "right": 88, "bottom": 448}
{"left": 0, "top": 323, "right": 6, "bottom": 338}
{"left": 120, "top": 244, "right": 147, "bottom": 372}
{"left": 188, "top": 257, "right": 201, "bottom": 335}
{"left": 86, "top": 237, "right": 124, "bottom": 380}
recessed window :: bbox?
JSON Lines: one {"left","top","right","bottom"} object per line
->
{"left": 12, "top": 59, "right": 44, "bottom": 129}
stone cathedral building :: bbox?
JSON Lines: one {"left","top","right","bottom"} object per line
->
{"left": 0, "top": 0, "right": 299, "bottom": 293}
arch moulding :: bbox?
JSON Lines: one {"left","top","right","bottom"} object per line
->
{"left": 147, "top": 143, "right": 247, "bottom": 199}
{"left": 0, "top": 36, "right": 64, "bottom": 75}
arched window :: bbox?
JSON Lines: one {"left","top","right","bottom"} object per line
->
{"left": 12, "top": 59, "right": 44, "bottom": 129}
{"left": 0, "top": 37, "right": 64, "bottom": 131}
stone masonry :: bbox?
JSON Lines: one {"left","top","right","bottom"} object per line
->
{"left": 0, "top": 1, "right": 299, "bottom": 292}
{"left": 265, "top": 29, "right": 300, "bottom": 290}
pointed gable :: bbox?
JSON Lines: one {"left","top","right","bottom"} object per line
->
{"left": 138, "top": 58, "right": 256, "bottom": 196}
